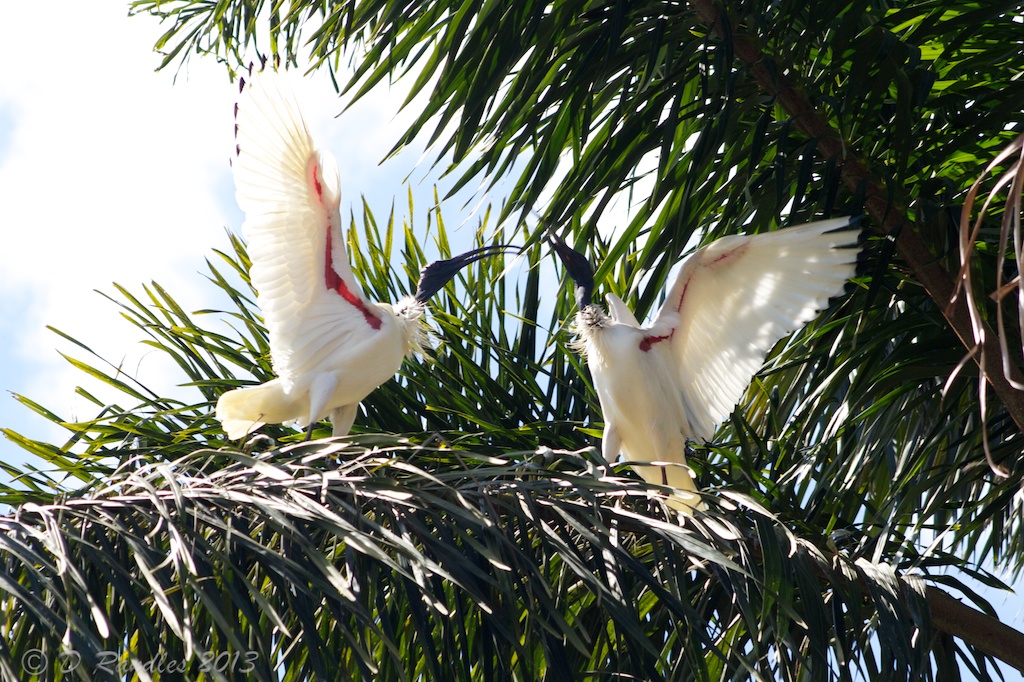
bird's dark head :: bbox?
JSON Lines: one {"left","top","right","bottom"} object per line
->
{"left": 548, "top": 231, "right": 595, "bottom": 309}
{"left": 414, "top": 244, "right": 521, "bottom": 304}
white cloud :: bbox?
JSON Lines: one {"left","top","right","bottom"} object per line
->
{"left": 0, "top": 2, "right": 510, "bottom": 462}
{"left": 0, "top": 3, "right": 239, "bottom": 456}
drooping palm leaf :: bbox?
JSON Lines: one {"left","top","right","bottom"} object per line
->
{"left": 127, "top": 2, "right": 1024, "bottom": 573}
{"left": 2, "top": 196, "right": 1020, "bottom": 678}
{"left": 3, "top": 439, "right": 990, "bottom": 681}
{"left": 4, "top": 0, "right": 1024, "bottom": 677}
{"left": 1, "top": 196, "right": 593, "bottom": 491}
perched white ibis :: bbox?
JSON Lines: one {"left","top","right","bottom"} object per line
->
{"left": 216, "top": 72, "right": 513, "bottom": 440}
{"left": 551, "top": 217, "right": 863, "bottom": 511}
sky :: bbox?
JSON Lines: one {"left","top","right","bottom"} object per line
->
{"left": 0, "top": 1, "right": 1020, "bottom": 674}
{"left": 0, "top": 1, "right": 505, "bottom": 466}
{"left": 0, "top": 3, "right": 233, "bottom": 457}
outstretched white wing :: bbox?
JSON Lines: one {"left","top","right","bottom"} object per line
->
{"left": 647, "top": 217, "right": 861, "bottom": 440}
{"left": 234, "top": 72, "right": 383, "bottom": 391}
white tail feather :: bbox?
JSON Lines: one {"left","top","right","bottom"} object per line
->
{"left": 216, "top": 380, "right": 299, "bottom": 439}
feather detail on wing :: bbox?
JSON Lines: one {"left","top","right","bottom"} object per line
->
{"left": 234, "top": 72, "right": 382, "bottom": 391}
{"left": 649, "top": 217, "right": 861, "bottom": 440}
{"left": 606, "top": 293, "right": 640, "bottom": 326}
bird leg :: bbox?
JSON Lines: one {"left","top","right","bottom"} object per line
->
{"left": 330, "top": 403, "right": 358, "bottom": 438}
{"left": 600, "top": 422, "right": 622, "bottom": 466}
{"left": 305, "top": 373, "right": 339, "bottom": 442}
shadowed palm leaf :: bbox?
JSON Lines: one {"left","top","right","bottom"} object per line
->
{"left": 4, "top": 0, "right": 1024, "bottom": 678}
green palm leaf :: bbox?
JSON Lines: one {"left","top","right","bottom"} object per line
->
{"left": 4, "top": 0, "right": 1024, "bottom": 677}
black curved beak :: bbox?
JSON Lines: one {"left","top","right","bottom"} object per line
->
{"left": 414, "top": 244, "right": 521, "bottom": 303}
{"left": 547, "top": 231, "right": 594, "bottom": 308}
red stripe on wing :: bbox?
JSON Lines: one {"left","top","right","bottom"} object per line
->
{"left": 639, "top": 333, "right": 672, "bottom": 352}
{"left": 312, "top": 165, "right": 382, "bottom": 331}
{"left": 324, "top": 231, "right": 382, "bottom": 330}
{"left": 639, "top": 240, "right": 749, "bottom": 352}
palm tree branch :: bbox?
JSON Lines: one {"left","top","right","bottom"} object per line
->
{"left": 686, "top": 0, "right": 1024, "bottom": 443}
{"left": 3, "top": 441, "right": 1021, "bottom": 676}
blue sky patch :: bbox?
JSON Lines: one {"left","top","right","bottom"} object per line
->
{"left": 0, "top": 102, "right": 16, "bottom": 165}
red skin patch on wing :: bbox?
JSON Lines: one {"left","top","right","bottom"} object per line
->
{"left": 639, "top": 274, "right": 688, "bottom": 351}
{"left": 312, "top": 163, "right": 323, "bottom": 198}
{"left": 706, "top": 242, "right": 749, "bottom": 267}
{"left": 639, "top": 333, "right": 672, "bottom": 352}
{"left": 639, "top": 241, "right": 748, "bottom": 352}
{"left": 675, "top": 277, "right": 692, "bottom": 314}
{"left": 313, "top": 165, "right": 382, "bottom": 331}
{"left": 325, "top": 231, "right": 382, "bottom": 330}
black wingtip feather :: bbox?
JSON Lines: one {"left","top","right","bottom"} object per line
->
{"left": 823, "top": 214, "right": 866, "bottom": 239}
{"left": 831, "top": 215, "right": 873, "bottom": 298}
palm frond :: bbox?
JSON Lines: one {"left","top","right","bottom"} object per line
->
{"left": 4, "top": 439, "right": 993, "bottom": 681}
{"left": 5, "top": 1, "right": 1024, "bottom": 677}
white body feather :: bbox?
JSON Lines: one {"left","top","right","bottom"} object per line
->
{"left": 217, "top": 72, "right": 421, "bottom": 440}
{"left": 577, "top": 217, "right": 861, "bottom": 511}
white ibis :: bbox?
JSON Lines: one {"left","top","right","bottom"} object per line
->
{"left": 551, "top": 217, "right": 863, "bottom": 511}
{"left": 216, "top": 72, "right": 513, "bottom": 440}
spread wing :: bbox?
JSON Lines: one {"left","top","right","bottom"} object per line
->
{"left": 234, "top": 72, "right": 383, "bottom": 391}
{"left": 648, "top": 217, "right": 861, "bottom": 440}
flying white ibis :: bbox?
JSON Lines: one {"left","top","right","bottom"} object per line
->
{"left": 551, "top": 217, "right": 863, "bottom": 511}
{"left": 216, "top": 72, "right": 513, "bottom": 440}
